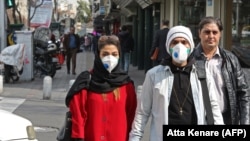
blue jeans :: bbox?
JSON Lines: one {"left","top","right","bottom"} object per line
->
{"left": 121, "top": 52, "right": 130, "bottom": 73}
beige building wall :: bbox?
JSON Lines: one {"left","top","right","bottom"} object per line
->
{"left": 7, "top": 0, "right": 28, "bottom": 28}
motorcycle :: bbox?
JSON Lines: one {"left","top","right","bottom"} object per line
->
{"left": 0, "top": 44, "right": 25, "bottom": 83}
{"left": 33, "top": 40, "right": 60, "bottom": 78}
{"left": 55, "top": 38, "right": 65, "bottom": 66}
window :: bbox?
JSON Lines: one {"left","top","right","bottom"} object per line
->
{"left": 178, "top": 0, "right": 206, "bottom": 45}
{"left": 232, "top": 0, "right": 250, "bottom": 47}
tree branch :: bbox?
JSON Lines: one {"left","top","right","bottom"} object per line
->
{"left": 15, "top": 1, "right": 22, "bottom": 23}
{"left": 29, "top": 0, "right": 45, "bottom": 20}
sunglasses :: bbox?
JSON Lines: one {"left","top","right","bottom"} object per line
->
{"left": 99, "top": 35, "right": 119, "bottom": 41}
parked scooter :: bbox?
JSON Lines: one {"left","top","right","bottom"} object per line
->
{"left": 33, "top": 40, "right": 59, "bottom": 78}
{"left": 54, "top": 38, "right": 64, "bottom": 68}
{"left": 0, "top": 44, "right": 25, "bottom": 83}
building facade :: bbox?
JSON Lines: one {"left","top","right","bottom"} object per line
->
{"left": 97, "top": 0, "right": 250, "bottom": 71}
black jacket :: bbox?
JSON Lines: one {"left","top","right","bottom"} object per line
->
{"left": 193, "top": 44, "right": 250, "bottom": 125}
{"left": 118, "top": 31, "right": 134, "bottom": 53}
{"left": 150, "top": 27, "right": 170, "bottom": 62}
{"left": 63, "top": 33, "right": 80, "bottom": 51}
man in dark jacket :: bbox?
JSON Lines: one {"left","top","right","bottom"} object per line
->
{"left": 63, "top": 27, "right": 80, "bottom": 75}
{"left": 118, "top": 25, "right": 134, "bottom": 73}
{"left": 150, "top": 20, "right": 170, "bottom": 66}
{"left": 193, "top": 16, "right": 250, "bottom": 124}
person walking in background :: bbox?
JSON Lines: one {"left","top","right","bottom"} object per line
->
{"left": 63, "top": 26, "right": 80, "bottom": 75}
{"left": 193, "top": 16, "right": 250, "bottom": 124}
{"left": 92, "top": 31, "right": 101, "bottom": 55}
{"left": 118, "top": 25, "right": 134, "bottom": 73}
{"left": 65, "top": 35, "right": 137, "bottom": 141}
{"left": 150, "top": 20, "right": 170, "bottom": 66}
{"left": 83, "top": 34, "right": 91, "bottom": 51}
{"left": 129, "top": 26, "right": 224, "bottom": 141}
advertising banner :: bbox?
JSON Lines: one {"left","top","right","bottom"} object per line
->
{"left": 30, "top": 0, "right": 53, "bottom": 28}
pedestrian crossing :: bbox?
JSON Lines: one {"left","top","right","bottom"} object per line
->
{"left": 0, "top": 97, "right": 25, "bottom": 113}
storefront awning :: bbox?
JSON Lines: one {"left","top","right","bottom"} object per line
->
{"left": 112, "top": 0, "right": 134, "bottom": 8}
{"left": 135, "top": 0, "right": 152, "bottom": 9}
{"left": 120, "top": 7, "right": 135, "bottom": 17}
{"left": 111, "top": 0, "right": 136, "bottom": 17}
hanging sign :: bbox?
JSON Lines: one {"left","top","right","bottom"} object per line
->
{"left": 30, "top": 0, "right": 53, "bottom": 28}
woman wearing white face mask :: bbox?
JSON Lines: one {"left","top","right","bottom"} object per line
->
{"left": 129, "top": 26, "right": 224, "bottom": 141}
{"left": 65, "top": 35, "right": 137, "bottom": 141}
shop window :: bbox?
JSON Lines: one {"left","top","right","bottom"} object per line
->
{"left": 232, "top": 0, "right": 250, "bottom": 47}
{"left": 178, "top": 0, "right": 206, "bottom": 46}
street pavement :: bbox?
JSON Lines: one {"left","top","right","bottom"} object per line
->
{"left": 0, "top": 50, "right": 146, "bottom": 101}
{"left": 0, "top": 50, "right": 150, "bottom": 141}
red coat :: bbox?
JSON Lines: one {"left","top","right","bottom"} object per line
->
{"left": 69, "top": 82, "right": 137, "bottom": 141}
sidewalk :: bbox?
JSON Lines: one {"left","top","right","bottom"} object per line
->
{"left": 0, "top": 51, "right": 145, "bottom": 101}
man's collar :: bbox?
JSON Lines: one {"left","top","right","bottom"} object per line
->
{"left": 170, "top": 59, "right": 193, "bottom": 74}
{"left": 161, "top": 25, "right": 168, "bottom": 29}
{"left": 195, "top": 43, "right": 221, "bottom": 59}
{"left": 201, "top": 46, "right": 221, "bottom": 58}
{"left": 214, "top": 47, "right": 221, "bottom": 57}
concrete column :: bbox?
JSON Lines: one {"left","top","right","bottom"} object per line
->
{"left": 137, "top": 8, "right": 145, "bottom": 70}
{"left": 43, "top": 76, "right": 52, "bottom": 100}
{"left": 68, "top": 79, "right": 75, "bottom": 91}
{"left": 144, "top": 7, "right": 153, "bottom": 72}
{"left": 131, "top": 15, "right": 138, "bottom": 66}
{"left": 0, "top": 75, "right": 3, "bottom": 93}
{"left": 206, "top": 0, "right": 221, "bottom": 17}
{"left": 0, "top": 0, "right": 7, "bottom": 51}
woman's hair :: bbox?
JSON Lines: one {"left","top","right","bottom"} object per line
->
{"left": 102, "top": 88, "right": 120, "bottom": 101}
{"left": 198, "top": 16, "right": 223, "bottom": 31}
{"left": 98, "top": 35, "right": 121, "bottom": 55}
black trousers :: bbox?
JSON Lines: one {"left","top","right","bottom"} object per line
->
{"left": 66, "top": 48, "right": 78, "bottom": 73}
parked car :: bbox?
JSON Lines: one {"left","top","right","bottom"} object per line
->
{"left": 0, "top": 109, "right": 38, "bottom": 141}
{"left": 232, "top": 25, "right": 250, "bottom": 38}
{"left": 241, "top": 25, "right": 250, "bottom": 38}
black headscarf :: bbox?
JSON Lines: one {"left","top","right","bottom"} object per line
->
{"left": 65, "top": 70, "right": 91, "bottom": 107}
{"left": 89, "top": 54, "right": 133, "bottom": 93}
{"left": 65, "top": 54, "right": 133, "bottom": 107}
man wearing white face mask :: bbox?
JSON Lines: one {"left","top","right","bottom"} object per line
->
{"left": 129, "top": 25, "right": 224, "bottom": 141}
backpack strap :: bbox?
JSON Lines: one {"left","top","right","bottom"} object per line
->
{"left": 195, "top": 60, "right": 214, "bottom": 125}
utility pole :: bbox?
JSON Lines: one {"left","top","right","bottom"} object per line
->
{"left": 0, "top": 0, "right": 7, "bottom": 51}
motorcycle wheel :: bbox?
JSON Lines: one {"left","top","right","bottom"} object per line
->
{"left": 4, "top": 64, "right": 11, "bottom": 83}
{"left": 10, "top": 67, "right": 23, "bottom": 82}
{"left": 11, "top": 75, "right": 19, "bottom": 82}
{"left": 4, "top": 64, "right": 21, "bottom": 83}
{"left": 48, "top": 63, "right": 56, "bottom": 78}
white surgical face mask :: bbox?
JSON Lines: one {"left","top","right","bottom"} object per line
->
{"left": 101, "top": 55, "right": 119, "bottom": 73}
{"left": 169, "top": 43, "right": 191, "bottom": 64}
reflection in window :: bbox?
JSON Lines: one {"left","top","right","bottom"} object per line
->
{"left": 232, "top": 0, "right": 250, "bottom": 47}
{"left": 178, "top": 0, "right": 206, "bottom": 46}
